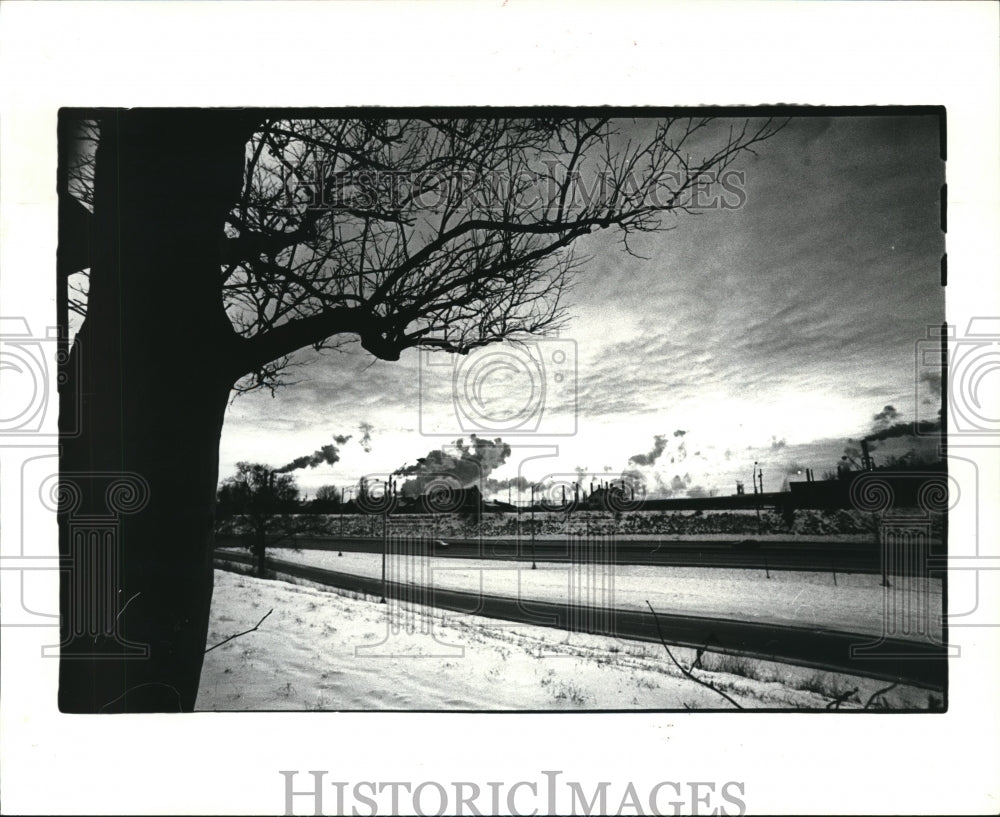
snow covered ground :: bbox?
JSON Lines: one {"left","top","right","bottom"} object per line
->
{"left": 197, "top": 569, "right": 940, "bottom": 711}
{"left": 250, "top": 548, "right": 944, "bottom": 641}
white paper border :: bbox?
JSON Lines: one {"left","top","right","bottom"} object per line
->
{"left": 2, "top": 2, "right": 998, "bottom": 814}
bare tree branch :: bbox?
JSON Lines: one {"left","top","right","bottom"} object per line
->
{"left": 863, "top": 682, "right": 898, "bottom": 710}
{"left": 645, "top": 600, "right": 744, "bottom": 709}
{"left": 63, "top": 115, "right": 788, "bottom": 394}
{"left": 204, "top": 608, "right": 273, "bottom": 654}
{"left": 825, "top": 687, "right": 860, "bottom": 710}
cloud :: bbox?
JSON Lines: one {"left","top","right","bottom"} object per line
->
{"left": 220, "top": 115, "right": 944, "bottom": 498}
{"left": 919, "top": 369, "right": 942, "bottom": 400}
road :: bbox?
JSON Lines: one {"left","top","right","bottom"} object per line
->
{"left": 218, "top": 534, "right": 920, "bottom": 575}
{"left": 214, "top": 550, "right": 947, "bottom": 691}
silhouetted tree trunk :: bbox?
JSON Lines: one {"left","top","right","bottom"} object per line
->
{"left": 58, "top": 111, "right": 257, "bottom": 712}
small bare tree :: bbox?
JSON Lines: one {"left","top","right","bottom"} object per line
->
{"left": 217, "top": 463, "right": 307, "bottom": 578}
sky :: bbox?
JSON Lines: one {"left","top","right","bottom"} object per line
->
{"left": 217, "top": 114, "right": 945, "bottom": 500}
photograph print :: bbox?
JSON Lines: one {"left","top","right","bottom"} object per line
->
{"left": 56, "top": 108, "right": 947, "bottom": 713}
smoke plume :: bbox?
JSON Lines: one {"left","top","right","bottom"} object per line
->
{"left": 629, "top": 435, "right": 668, "bottom": 466}
{"left": 856, "top": 404, "right": 941, "bottom": 445}
{"left": 864, "top": 419, "right": 941, "bottom": 444}
{"left": 394, "top": 435, "right": 512, "bottom": 499}
{"left": 687, "top": 485, "right": 716, "bottom": 499}
{"left": 358, "top": 422, "right": 374, "bottom": 453}
{"left": 872, "top": 405, "right": 901, "bottom": 429}
{"left": 619, "top": 468, "right": 648, "bottom": 495}
{"left": 652, "top": 472, "right": 674, "bottom": 497}
{"left": 277, "top": 435, "right": 351, "bottom": 473}
{"left": 484, "top": 475, "right": 539, "bottom": 496}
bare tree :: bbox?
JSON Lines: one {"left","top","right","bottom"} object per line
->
{"left": 311, "top": 484, "right": 342, "bottom": 509}
{"left": 57, "top": 110, "right": 785, "bottom": 711}
{"left": 217, "top": 463, "right": 305, "bottom": 578}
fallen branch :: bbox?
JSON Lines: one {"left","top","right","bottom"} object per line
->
{"left": 863, "top": 682, "right": 898, "bottom": 710}
{"left": 824, "top": 687, "right": 859, "bottom": 710}
{"left": 645, "top": 600, "right": 743, "bottom": 710}
{"left": 204, "top": 608, "right": 274, "bottom": 654}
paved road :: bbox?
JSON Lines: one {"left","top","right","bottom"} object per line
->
{"left": 214, "top": 550, "right": 947, "bottom": 691}
{"left": 220, "top": 534, "right": 916, "bottom": 575}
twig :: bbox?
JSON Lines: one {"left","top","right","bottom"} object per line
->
{"left": 99, "top": 681, "right": 183, "bottom": 713}
{"left": 645, "top": 600, "right": 743, "bottom": 709}
{"left": 204, "top": 608, "right": 274, "bottom": 654}
{"left": 691, "top": 632, "right": 721, "bottom": 671}
{"left": 824, "top": 687, "right": 859, "bottom": 710}
{"left": 863, "top": 682, "right": 898, "bottom": 710}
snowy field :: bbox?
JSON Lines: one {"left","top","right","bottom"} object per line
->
{"left": 197, "top": 570, "right": 940, "bottom": 711}
{"left": 248, "top": 548, "right": 944, "bottom": 641}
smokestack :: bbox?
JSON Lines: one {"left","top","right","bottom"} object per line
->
{"left": 860, "top": 439, "right": 873, "bottom": 471}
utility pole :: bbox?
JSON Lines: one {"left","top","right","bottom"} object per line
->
{"left": 752, "top": 462, "right": 762, "bottom": 533}
{"left": 530, "top": 484, "right": 537, "bottom": 570}
{"left": 516, "top": 489, "right": 521, "bottom": 554}
{"left": 338, "top": 486, "right": 346, "bottom": 556}
{"left": 376, "top": 479, "right": 391, "bottom": 604}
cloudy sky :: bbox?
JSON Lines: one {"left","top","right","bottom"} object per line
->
{"left": 219, "top": 114, "right": 945, "bottom": 500}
